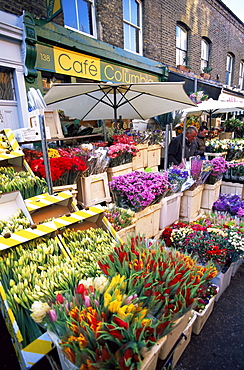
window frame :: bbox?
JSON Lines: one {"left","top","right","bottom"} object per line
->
{"left": 123, "top": 0, "right": 143, "bottom": 55}
{"left": 201, "top": 38, "right": 210, "bottom": 71}
{"left": 62, "top": 0, "right": 97, "bottom": 38}
{"left": 176, "top": 24, "right": 188, "bottom": 66}
{"left": 238, "top": 61, "right": 244, "bottom": 90}
{"left": 225, "top": 53, "right": 234, "bottom": 86}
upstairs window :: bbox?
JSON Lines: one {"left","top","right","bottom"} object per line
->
{"left": 176, "top": 25, "right": 188, "bottom": 66}
{"left": 238, "top": 61, "right": 244, "bottom": 90}
{"left": 123, "top": 0, "right": 142, "bottom": 54}
{"left": 201, "top": 39, "right": 210, "bottom": 71}
{"left": 226, "top": 53, "right": 234, "bottom": 86}
{"left": 63, "top": 0, "right": 96, "bottom": 37}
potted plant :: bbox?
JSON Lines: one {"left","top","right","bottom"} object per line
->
{"left": 200, "top": 66, "right": 213, "bottom": 79}
{"left": 177, "top": 56, "right": 191, "bottom": 72}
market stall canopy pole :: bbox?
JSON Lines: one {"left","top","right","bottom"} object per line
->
{"left": 44, "top": 82, "right": 197, "bottom": 122}
{"left": 28, "top": 88, "right": 53, "bottom": 195}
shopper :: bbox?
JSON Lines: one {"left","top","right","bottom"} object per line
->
{"left": 168, "top": 126, "right": 198, "bottom": 166}
{"left": 195, "top": 124, "right": 208, "bottom": 158}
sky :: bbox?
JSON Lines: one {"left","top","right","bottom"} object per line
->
{"left": 221, "top": 0, "right": 244, "bottom": 23}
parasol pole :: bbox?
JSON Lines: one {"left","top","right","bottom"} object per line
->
{"left": 164, "top": 124, "right": 169, "bottom": 169}
{"left": 181, "top": 117, "right": 187, "bottom": 163}
{"left": 28, "top": 88, "right": 53, "bottom": 195}
{"left": 113, "top": 87, "right": 118, "bottom": 133}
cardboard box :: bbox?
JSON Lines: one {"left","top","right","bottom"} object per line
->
{"left": 0, "top": 191, "right": 33, "bottom": 226}
{"left": 29, "top": 109, "right": 64, "bottom": 139}
{"left": 24, "top": 191, "right": 77, "bottom": 224}
{"left": 13, "top": 126, "right": 51, "bottom": 142}
{"left": 77, "top": 173, "right": 111, "bottom": 208}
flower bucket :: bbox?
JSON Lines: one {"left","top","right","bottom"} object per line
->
{"left": 211, "top": 266, "right": 232, "bottom": 302}
{"left": 140, "top": 336, "right": 167, "bottom": 370}
{"left": 135, "top": 202, "right": 161, "bottom": 239}
{"left": 159, "top": 192, "right": 183, "bottom": 229}
{"left": 201, "top": 180, "right": 222, "bottom": 211}
{"left": 117, "top": 223, "right": 136, "bottom": 243}
{"left": 158, "top": 310, "right": 192, "bottom": 360}
{"left": 107, "top": 162, "right": 133, "bottom": 183}
{"left": 47, "top": 330, "right": 78, "bottom": 370}
{"left": 179, "top": 184, "right": 204, "bottom": 222}
{"left": 192, "top": 287, "right": 219, "bottom": 335}
{"left": 171, "top": 312, "right": 197, "bottom": 368}
{"left": 231, "top": 257, "right": 243, "bottom": 277}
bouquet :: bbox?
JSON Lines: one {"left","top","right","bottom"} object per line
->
{"left": 108, "top": 135, "right": 138, "bottom": 167}
{"left": 109, "top": 170, "right": 172, "bottom": 212}
{"left": 166, "top": 165, "right": 189, "bottom": 193}
{"left": 103, "top": 204, "right": 135, "bottom": 231}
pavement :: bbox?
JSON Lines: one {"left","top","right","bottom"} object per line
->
{"left": 0, "top": 263, "right": 243, "bottom": 370}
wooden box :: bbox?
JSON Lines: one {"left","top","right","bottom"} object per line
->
{"left": 180, "top": 185, "right": 204, "bottom": 222}
{"left": 132, "top": 143, "right": 148, "bottom": 170}
{"left": 221, "top": 181, "right": 244, "bottom": 199}
{"left": 107, "top": 162, "right": 133, "bottom": 183}
{"left": 147, "top": 144, "right": 161, "bottom": 168}
{"left": 135, "top": 202, "right": 161, "bottom": 239}
{"left": 77, "top": 172, "right": 111, "bottom": 208}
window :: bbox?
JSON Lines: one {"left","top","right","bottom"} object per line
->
{"left": 62, "top": 0, "right": 96, "bottom": 37}
{"left": 123, "top": 0, "right": 142, "bottom": 54}
{"left": 225, "top": 53, "right": 234, "bottom": 86}
{"left": 176, "top": 25, "right": 188, "bottom": 66}
{"left": 0, "top": 68, "right": 15, "bottom": 101}
{"left": 238, "top": 61, "right": 244, "bottom": 90}
{"left": 201, "top": 39, "right": 210, "bottom": 71}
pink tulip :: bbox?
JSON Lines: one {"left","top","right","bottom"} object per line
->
{"left": 49, "top": 309, "right": 57, "bottom": 322}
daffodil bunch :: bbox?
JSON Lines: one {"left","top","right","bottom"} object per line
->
{"left": 0, "top": 132, "right": 11, "bottom": 152}
{"left": 0, "top": 209, "right": 31, "bottom": 237}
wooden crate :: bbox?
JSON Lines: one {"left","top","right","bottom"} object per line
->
{"left": 201, "top": 180, "right": 222, "bottom": 211}
{"left": 180, "top": 185, "right": 204, "bottom": 222}
{"left": 77, "top": 172, "right": 111, "bottom": 208}
{"left": 158, "top": 310, "right": 192, "bottom": 360}
{"left": 135, "top": 202, "right": 161, "bottom": 239}
{"left": 132, "top": 143, "right": 148, "bottom": 170}
{"left": 117, "top": 223, "right": 136, "bottom": 243}
{"left": 221, "top": 181, "right": 244, "bottom": 199}
{"left": 107, "top": 162, "right": 133, "bottom": 183}
{"left": 147, "top": 144, "right": 161, "bottom": 168}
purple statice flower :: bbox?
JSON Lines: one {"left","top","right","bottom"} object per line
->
{"left": 109, "top": 170, "right": 172, "bottom": 212}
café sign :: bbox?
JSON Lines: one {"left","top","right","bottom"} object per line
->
{"left": 36, "top": 44, "right": 159, "bottom": 83}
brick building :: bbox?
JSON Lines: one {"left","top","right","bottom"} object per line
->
{"left": 0, "top": 0, "right": 244, "bottom": 130}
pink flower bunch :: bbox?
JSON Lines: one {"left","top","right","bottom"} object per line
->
{"left": 210, "top": 156, "right": 229, "bottom": 175}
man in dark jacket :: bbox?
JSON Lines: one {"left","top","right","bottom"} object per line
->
{"left": 168, "top": 126, "right": 198, "bottom": 166}
{"left": 195, "top": 124, "right": 208, "bottom": 158}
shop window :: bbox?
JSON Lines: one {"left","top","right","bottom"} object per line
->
{"left": 225, "top": 53, "right": 234, "bottom": 86}
{"left": 41, "top": 72, "right": 71, "bottom": 94}
{"left": 176, "top": 24, "right": 188, "bottom": 66}
{"left": 238, "top": 61, "right": 244, "bottom": 90}
{"left": 0, "top": 68, "right": 15, "bottom": 101}
{"left": 123, "top": 0, "right": 142, "bottom": 54}
{"left": 201, "top": 38, "right": 210, "bottom": 71}
{"left": 62, "top": 0, "right": 96, "bottom": 37}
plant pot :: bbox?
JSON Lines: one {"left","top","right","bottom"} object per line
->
{"left": 200, "top": 72, "right": 211, "bottom": 79}
{"left": 177, "top": 65, "right": 190, "bottom": 72}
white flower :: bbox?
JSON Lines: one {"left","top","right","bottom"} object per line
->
{"left": 30, "top": 301, "right": 50, "bottom": 323}
{"left": 93, "top": 275, "right": 109, "bottom": 294}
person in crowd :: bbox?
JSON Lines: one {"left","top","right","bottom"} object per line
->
{"left": 168, "top": 126, "right": 198, "bottom": 166}
{"left": 195, "top": 124, "right": 209, "bottom": 158}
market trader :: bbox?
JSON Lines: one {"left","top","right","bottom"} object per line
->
{"left": 168, "top": 126, "right": 198, "bottom": 166}
{"left": 195, "top": 124, "right": 209, "bottom": 158}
